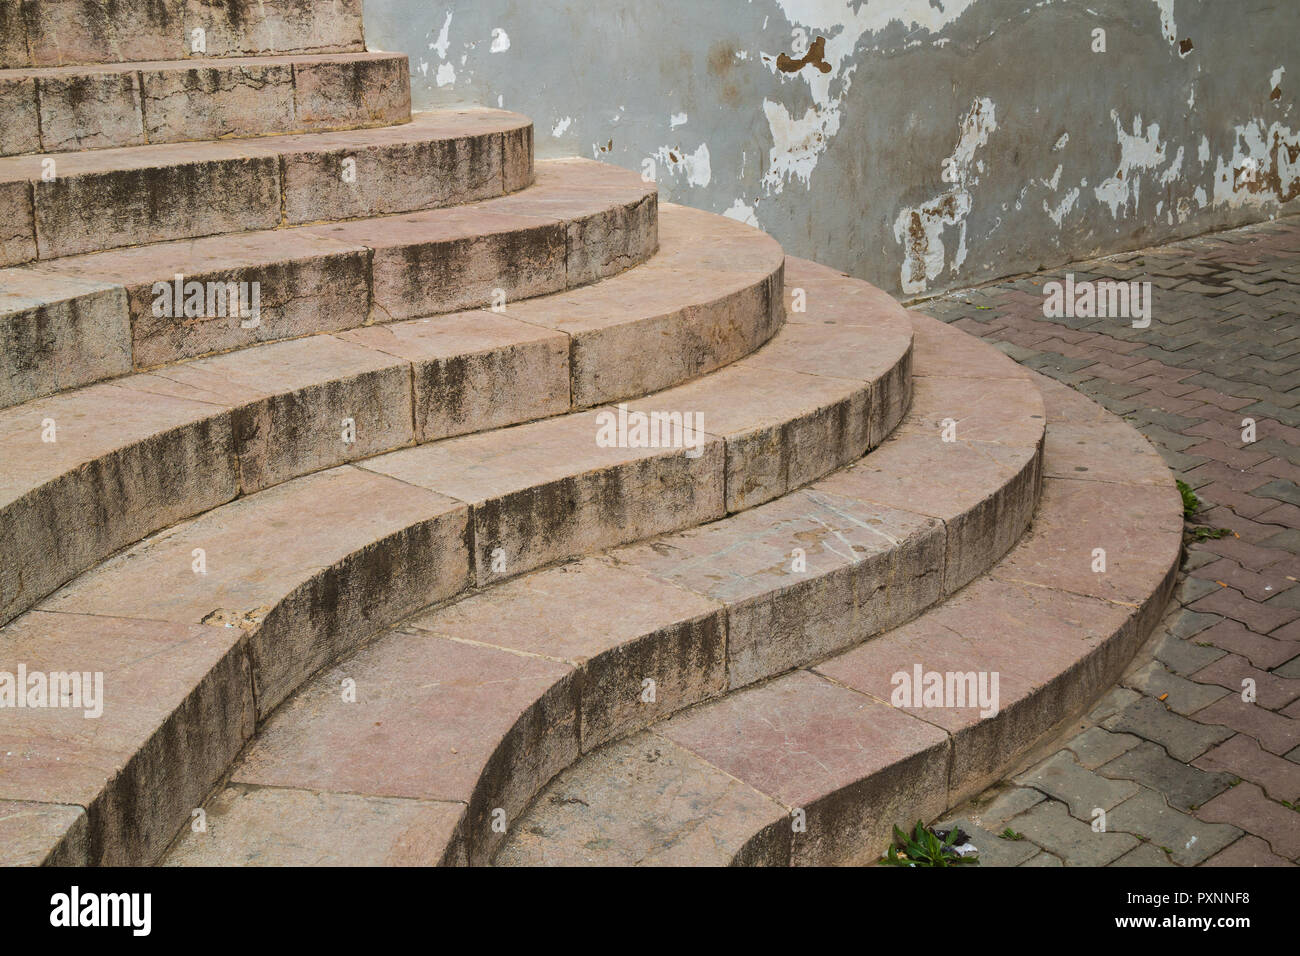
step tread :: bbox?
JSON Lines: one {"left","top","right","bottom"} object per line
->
{"left": 154, "top": 308, "right": 1044, "bottom": 868}
{"left": 0, "top": 107, "right": 520, "bottom": 179}
{"left": 1, "top": 265, "right": 914, "bottom": 866}
{"left": 0, "top": 108, "right": 535, "bottom": 264}
{"left": 494, "top": 372, "right": 1182, "bottom": 867}
{"left": 0, "top": 205, "right": 787, "bottom": 633}
{"left": 1, "top": 156, "right": 659, "bottom": 405}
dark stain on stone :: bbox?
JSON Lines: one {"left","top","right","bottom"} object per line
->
{"left": 1270, "top": 86, "right": 1282, "bottom": 100}
{"left": 1178, "top": 37, "right": 1194, "bottom": 55}
{"left": 777, "top": 35, "right": 832, "bottom": 74}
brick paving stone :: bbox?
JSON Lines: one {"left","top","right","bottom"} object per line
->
{"left": 1193, "top": 734, "right": 1300, "bottom": 802}
{"left": 1003, "top": 799, "right": 1138, "bottom": 866}
{"left": 1065, "top": 728, "right": 1141, "bottom": 770}
{"left": 967, "top": 786, "right": 1047, "bottom": 828}
{"left": 1202, "top": 834, "right": 1296, "bottom": 867}
{"left": 1111, "top": 843, "right": 1176, "bottom": 866}
{"left": 1102, "top": 696, "right": 1234, "bottom": 762}
{"left": 1124, "top": 660, "right": 1229, "bottom": 715}
{"left": 1096, "top": 741, "right": 1235, "bottom": 811}
{"left": 1192, "top": 695, "right": 1300, "bottom": 755}
{"left": 1108, "top": 787, "right": 1242, "bottom": 865}
{"left": 933, "top": 217, "right": 1300, "bottom": 866}
{"left": 1014, "top": 752, "right": 1139, "bottom": 822}
{"left": 1198, "top": 619, "right": 1298, "bottom": 669}
{"left": 1151, "top": 629, "right": 1225, "bottom": 675}
{"left": 935, "top": 817, "right": 1039, "bottom": 868}
{"left": 1196, "top": 782, "right": 1300, "bottom": 859}
{"left": 1191, "top": 653, "right": 1300, "bottom": 710}
{"left": 1190, "top": 587, "right": 1300, "bottom": 633}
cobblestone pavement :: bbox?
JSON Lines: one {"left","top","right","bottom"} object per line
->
{"left": 918, "top": 217, "right": 1300, "bottom": 867}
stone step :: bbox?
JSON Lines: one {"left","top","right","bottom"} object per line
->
{"left": 494, "top": 376, "right": 1182, "bottom": 867}
{"left": 0, "top": 108, "right": 534, "bottom": 265}
{"left": 0, "top": 266, "right": 913, "bottom": 864}
{"left": 2, "top": 52, "right": 410, "bottom": 156}
{"left": 1, "top": 1, "right": 365, "bottom": 69}
{"left": 0, "top": 201, "right": 775, "bottom": 629}
{"left": 156, "top": 308, "right": 1046, "bottom": 868}
{"left": 0, "top": 158, "right": 660, "bottom": 407}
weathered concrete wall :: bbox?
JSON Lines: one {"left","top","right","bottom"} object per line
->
{"left": 363, "top": 0, "right": 1300, "bottom": 298}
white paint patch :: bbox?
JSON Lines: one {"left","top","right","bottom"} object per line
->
{"left": 1094, "top": 112, "right": 1176, "bottom": 218}
{"left": 655, "top": 143, "right": 712, "bottom": 187}
{"left": 722, "top": 199, "right": 760, "bottom": 227}
{"left": 1153, "top": 0, "right": 1177, "bottom": 42}
{"left": 490, "top": 28, "right": 510, "bottom": 53}
{"left": 1198, "top": 135, "right": 1210, "bottom": 164}
{"left": 435, "top": 62, "right": 456, "bottom": 87}
{"left": 760, "top": 98, "right": 840, "bottom": 193}
{"left": 1271, "top": 66, "right": 1286, "bottom": 91}
{"left": 670, "top": 112, "right": 688, "bottom": 130}
{"left": 892, "top": 97, "right": 997, "bottom": 294}
{"left": 1042, "top": 165, "right": 1063, "bottom": 191}
{"left": 1053, "top": 132, "right": 1070, "bottom": 152}
{"left": 1044, "top": 187, "right": 1081, "bottom": 226}
{"left": 1210, "top": 119, "right": 1300, "bottom": 208}
{"left": 430, "top": 11, "right": 453, "bottom": 59}
{"left": 552, "top": 116, "right": 573, "bottom": 138}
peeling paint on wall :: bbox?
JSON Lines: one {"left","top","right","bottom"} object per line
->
{"left": 893, "top": 98, "right": 996, "bottom": 295}
{"left": 368, "top": 0, "right": 1300, "bottom": 297}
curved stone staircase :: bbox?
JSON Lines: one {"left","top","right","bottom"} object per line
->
{"left": 0, "top": 1, "right": 1184, "bottom": 867}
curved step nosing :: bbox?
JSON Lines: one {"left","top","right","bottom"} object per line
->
{"left": 161, "top": 319, "right": 1039, "bottom": 869}
{"left": 0, "top": 209, "right": 795, "bottom": 630}
{"left": 0, "top": 109, "right": 536, "bottom": 265}
{"left": 2, "top": 275, "right": 911, "bottom": 865}
{"left": 1, "top": 157, "right": 662, "bottom": 401}
{"left": 495, "top": 385, "right": 1180, "bottom": 868}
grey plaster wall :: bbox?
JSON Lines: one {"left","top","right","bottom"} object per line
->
{"left": 363, "top": 0, "right": 1300, "bottom": 298}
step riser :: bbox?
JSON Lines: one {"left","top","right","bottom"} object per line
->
{"left": 4, "top": 471, "right": 469, "bottom": 865}
{"left": 730, "top": 567, "right": 1181, "bottom": 867}
{"left": 1, "top": 0, "right": 365, "bottom": 69}
{"left": 2, "top": 54, "right": 410, "bottom": 157}
{"left": 24, "top": 397, "right": 885, "bottom": 863}
{"left": 458, "top": 448, "right": 1042, "bottom": 865}
{"left": 0, "top": 120, "right": 531, "bottom": 266}
{"left": 0, "top": 183, "right": 643, "bottom": 408}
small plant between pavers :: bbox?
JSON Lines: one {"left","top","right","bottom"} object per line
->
{"left": 1176, "top": 479, "right": 1232, "bottom": 542}
{"left": 1000, "top": 828, "right": 1025, "bottom": 841}
{"left": 880, "top": 822, "right": 979, "bottom": 867}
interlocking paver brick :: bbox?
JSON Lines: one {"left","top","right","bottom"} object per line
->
{"left": 1003, "top": 799, "right": 1137, "bottom": 867}
{"left": 1102, "top": 696, "right": 1234, "bottom": 762}
{"left": 1124, "top": 660, "right": 1229, "bottom": 715}
{"left": 1202, "top": 834, "right": 1296, "bottom": 866}
{"left": 1196, "top": 781, "right": 1300, "bottom": 859}
{"left": 935, "top": 817, "right": 1039, "bottom": 868}
{"left": 1065, "top": 728, "right": 1141, "bottom": 770}
{"left": 1193, "top": 734, "right": 1300, "bottom": 802}
{"left": 937, "top": 217, "right": 1300, "bottom": 866}
{"left": 1192, "top": 695, "right": 1300, "bottom": 755}
{"left": 1107, "top": 787, "right": 1241, "bottom": 865}
{"left": 1198, "top": 619, "right": 1298, "bottom": 669}
{"left": 1191, "top": 653, "right": 1300, "bottom": 710}
{"left": 1097, "top": 741, "right": 1235, "bottom": 811}
{"left": 1014, "top": 752, "right": 1139, "bottom": 822}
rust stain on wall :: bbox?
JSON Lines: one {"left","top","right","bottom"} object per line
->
{"left": 776, "top": 36, "right": 831, "bottom": 74}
